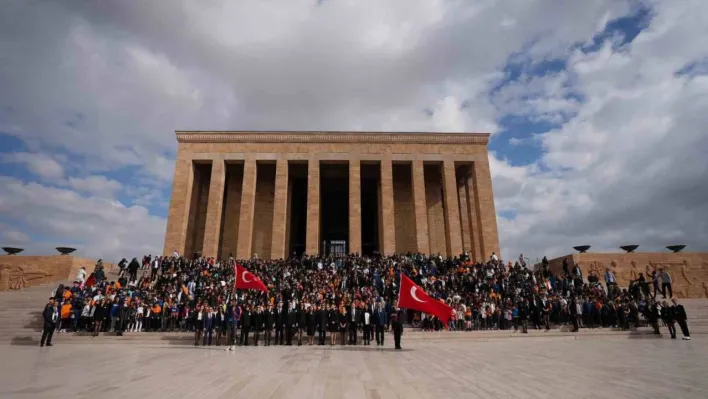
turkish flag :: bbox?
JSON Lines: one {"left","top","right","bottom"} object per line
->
{"left": 398, "top": 274, "right": 453, "bottom": 324}
{"left": 235, "top": 264, "right": 268, "bottom": 293}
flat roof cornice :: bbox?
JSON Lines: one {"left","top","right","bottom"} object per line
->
{"left": 175, "top": 131, "right": 490, "bottom": 145}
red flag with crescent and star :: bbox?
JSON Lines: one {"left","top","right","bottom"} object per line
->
{"left": 235, "top": 264, "right": 268, "bottom": 293}
{"left": 398, "top": 273, "right": 453, "bottom": 324}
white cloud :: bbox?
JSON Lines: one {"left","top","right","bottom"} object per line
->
{"left": 0, "top": 176, "right": 165, "bottom": 261}
{"left": 0, "top": 0, "right": 705, "bottom": 262}
{"left": 67, "top": 175, "right": 122, "bottom": 198}
{"left": 1, "top": 227, "right": 31, "bottom": 245}
{"left": 1, "top": 152, "right": 65, "bottom": 179}
{"left": 494, "top": 0, "right": 708, "bottom": 259}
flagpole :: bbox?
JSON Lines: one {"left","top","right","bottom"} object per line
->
{"left": 396, "top": 269, "right": 402, "bottom": 309}
{"left": 396, "top": 270, "right": 404, "bottom": 327}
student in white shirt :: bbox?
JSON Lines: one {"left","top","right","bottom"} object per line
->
{"left": 363, "top": 308, "right": 372, "bottom": 345}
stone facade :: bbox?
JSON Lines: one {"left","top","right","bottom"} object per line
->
{"left": 546, "top": 252, "right": 708, "bottom": 299}
{"left": 164, "top": 131, "right": 501, "bottom": 261}
{"left": 0, "top": 255, "right": 112, "bottom": 291}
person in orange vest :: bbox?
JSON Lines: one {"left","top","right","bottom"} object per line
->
{"left": 57, "top": 300, "right": 72, "bottom": 333}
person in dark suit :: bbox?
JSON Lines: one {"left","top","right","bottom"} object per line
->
{"left": 392, "top": 307, "right": 404, "bottom": 350}
{"left": 328, "top": 304, "right": 339, "bottom": 346}
{"left": 93, "top": 298, "right": 107, "bottom": 337}
{"left": 672, "top": 298, "right": 691, "bottom": 340}
{"left": 373, "top": 302, "right": 388, "bottom": 346}
{"left": 338, "top": 307, "right": 348, "bottom": 346}
{"left": 362, "top": 305, "right": 372, "bottom": 345}
{"left": 40, "top": 298, "right": 58, "bottom": 347}
{"left": 240, "top": 305, "right": 252, "bottom": 346}
{"left": 275, "top": 302, "right": 285, "bottom": 345}
{"left": 297, "top": 304, "right": 307, "bottom": 346}
{"left": 215, "top": 307, "right": 225, "bottom": 346}
{"left": 285, "top": 303, "right": 296, "bottom": 346}
{"left": 203, "top": 306, "right": 214, "bottom": 346}
{"left": 661, "top": 300, "right": 676, "bottom": 339}
{"left": 570, "top": 297, "right": 580, "bottom": 332}
{"left": 315, "top": 304, "right": 327, "bottom": 345}
{"left": 306, "top": 306, "right": 316, "bottom": 345}
{"left": 385, "top": 301, "right": 393, "bottom": 331}
{"left": 518, "top": 299, "right": 529, "bottom": 333}
{"left": 252, "top": 305, "right": 262, "bottom": 346}
{"left": 193, "top": 306, "right": 205, "bottom": 346}
{"left": 645, "top": 300, "right": 660, "bottom": 335}
{"left": 225, "top": 300, "right": 240, "bottom": 351}
{"left": 348, "top": 303, "right": 360, "bottom": 345}
{"left": 116, "top": 297, "right": 130, "bottom": 336}
{"left": 264, "top": 304, "right": 275, "bottom": 346}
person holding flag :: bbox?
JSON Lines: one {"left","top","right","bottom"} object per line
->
{"left": 397, "top": 273, "right": 454, "bottom": 349}
{"left": 225, "top": 264, "right": 267, "bottom": 351}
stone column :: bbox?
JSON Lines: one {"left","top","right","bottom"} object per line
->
{"left": 236, "top": 159, "right": 257, "bottom": 259}
{"left": 163, "top": 157, "right": 194, "bottom": 256}
{"left": 472, "top": 154, "right": 500, "bottom": 259}
{"left": 442, "top": 160, "right": 463, "bottom": 257}
{"left": 411, "top": 160, "right": 430, "bottom": 254}
{"left": 270, "top": 159, "right": 289, "bottom": 260}
{"left": 464, "top": 172, "right": 482, "bottom": 262}
{"left": 379, "top": 159, "right": 396, "bottom": 256}
{"left": 349, "top": 160, "right": 362, "bottom": 255}
{"left": 202, "top": 160, "right": 226, "bottom": 259}
{"left": 457, "top": 177, "right": 471, "bottom": 254}
{"left": 305, "top": 159, "right": 320, "bottom": 255}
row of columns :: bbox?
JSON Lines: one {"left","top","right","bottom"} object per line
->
{"left": 176, "top": 157, "right": 495, "bottom": 260}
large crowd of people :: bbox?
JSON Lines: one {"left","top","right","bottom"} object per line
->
{"left": 39, "top": 251, "right": 692, "bottom": 348}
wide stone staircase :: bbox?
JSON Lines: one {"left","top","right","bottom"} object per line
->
{"left": 1, "top": 279, "right": 707, "bottom": 346}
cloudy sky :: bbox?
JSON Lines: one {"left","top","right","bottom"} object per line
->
{"left": 1, "top": 0, "right": 707, "bottom": 263}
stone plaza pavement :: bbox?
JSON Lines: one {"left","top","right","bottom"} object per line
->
{"left": 0, "top": 337, "right": 706, "bottom": 399}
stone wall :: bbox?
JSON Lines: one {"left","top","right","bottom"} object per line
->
{"left": 424, "top": 164, "right": 446, "bottom": 256}
{"left": 220, "top": 163, "right": 244, "bottom": 259}
{"left": 547, "top": 252, "right": 708, "bottom": 299}
{"left": 392, "top": 164, "right": 416, "bottom": 253}
{"left": 184, "top": 163, "right": 211, "bottom": 257}
{"left": 165, "top": 132, "right": 501, "bottom": 259}
{"left": 0, "top": 255, "right": 113, "bottom": 291}
{"left": 252, "top": 163, "right": 276, "bottom": 258}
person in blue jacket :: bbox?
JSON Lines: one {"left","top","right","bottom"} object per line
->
{"left": 373, "top": 301, "right": 388, "bottom": 346}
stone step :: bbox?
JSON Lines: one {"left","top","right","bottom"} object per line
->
{"left": 4, "top": 324, "right": 708, "bottom": 342}
{"left": 5, "top": 330, "right": 703, "bottom": 347}
{"left": 2, "top": 324, "right": 704, "bottom": 336}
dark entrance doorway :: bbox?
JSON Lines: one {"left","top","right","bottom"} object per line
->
{"left": 320, "top": 163, "right": 349, "bottom": 255}
{"left": 361, "top": 163, "right": 380, "bottom": 256}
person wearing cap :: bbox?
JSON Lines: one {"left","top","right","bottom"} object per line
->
{"left": 40, "top": 297, "right": 58, "bottom": 347}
